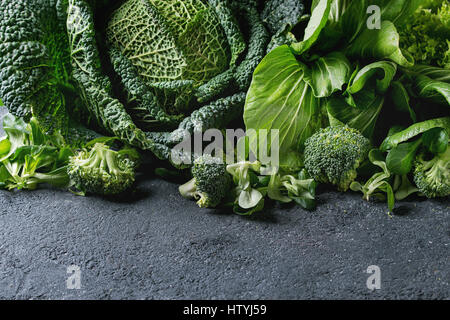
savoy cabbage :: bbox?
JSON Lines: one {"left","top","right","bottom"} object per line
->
{"left": 0, "top": 0, "right": 300, "bottom": 167}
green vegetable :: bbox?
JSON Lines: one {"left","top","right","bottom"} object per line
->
{"left": 0, "top": 0, "right": 276, "bottom": 171}
{"left": 413, "top": 74, "right": 450, "bottom": 106}
{"left": 108, "top": 0, "right": 229, "bottom": 82}
{"left": 327, "top": 61, "right": 398, "bottom": 140}
{"left": 0, "top": 114, "right": 71, "bottom": 190}
{"left": 326, "top": 94, "right": 384, "bottom": 140}
{"left": 267, "top": 168, "right": 317, "bottom": 210}
{"left": 64, "top": 0, "right": 271, "bottom": 166}
{"left": 389, "top": 81, "right": 417, "bottom": 123}
{"left": 262, "top": 0, "right": 305, "bottom": 36}
{"left": 350, "top": 149, "right": 395, "bottom": 212}
{"left": 108, "top": 48, "right": 184, "bottom": 130}
{"left": 346, "top": 62, "right": 397, "bottom": 97}
{"left": 422, "top": 127, "right": 449, "bottom": 154}
{"left": 380, "top": 117, "right": 450, "bottom": 151}
{"left": 208, "top": 0, "right": 246, "bottom": 67}
{"left": 244, "top": 0, "right": 434, "bottom": 173}
{"left": 399, "top": 0, "right": 450, "bottom": 68}
{"left": 106, "top": 0, "right": 230, "bottom": 114}
{"left": 304, "top": 126, "right": 371, "bottom": 191}
{"left": 179, "top": 154, "right": 232, "bottom": 208}
{"left": 67, "top": 0, "right": 153, "bottom": 151}
{"left": 291, "top": 169, "right": 317, "bottom": 210}
{"left": 347, "top": 21, "right": 414, "bottom": 68}
{"left": 244, "top": 45, "right": 328, "bottom": 171}
{"left": 1, "top": 0, "right": 448, "bottom": 214}
{"left": 386, "top": 139, "right": 422, "bottom": 175}
{"left": 169, "top": 93, "right": 246, "bottom": 146}
{"left": 224, "top": 157, "right": 317, "bottom": 214}
{"left": 232, "top": 0, "right": 271, "bottom": 91}
{"left": 399, "top": 65, "right": 450, "bottom": 108}
{"left": 226, "top": 160, "right": 264, "bottom": 213}
{"left": 362, "top": 122, "right": 450, "bottom": 203}
{"left": 308, "top": 52, "right": 352, "bottom": 98}
{"left": 307, "top": 0, "right": 366, "bottom": 50}
{"left": 350, "top": 141, "right": 449, "bottom": 211}
{"left": 0, "top": 0, "right": 77, "bottom": 133}
{"left": 393, "top": 174, "right": 419, "bottom": 201}
{"left": 65, "top": 125, "right": 105, "bottom": 150}
{"left": 68, "top": 143, "right": 137, "bottom": 196}
{"left": 413, "top": 144, "right": 450, "bottom": 198}
{"left": 261, "top": 0, "right": 305, "bottom": 53}
{"left": 290, "top": 0, "right": 331, "bottom": 55}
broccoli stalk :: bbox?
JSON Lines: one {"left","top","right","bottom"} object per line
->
{"left": 304, "top": 126, "right": 372, "bottom": 191}
{"left": 179, "top": 155, "right": 232, "bottom": 208}
{"left": 179, "top": 178, "right": 197, "bottom": 199}
{"left": 413, "top": 144, "right": 450, "bottom": 198}
{"left": 68, "top": 143, "right": 137, "bottom": 196}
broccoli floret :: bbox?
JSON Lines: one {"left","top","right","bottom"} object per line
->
{"left": 179, "top": 155, "right": 232, "bottom": 208}
{"left": 304, "top": 126, "right": 371, "bottom": 191}
{"left": 413, "top": 144, "right": 450, "bottom": 198}
{"left": 68, "top": 143, "right": 136, "bottom": 196}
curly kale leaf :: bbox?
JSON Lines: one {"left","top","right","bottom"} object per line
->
{"left": 195, "top": 68, "right": 237, "bottom": 103}
{"left": 232, "top": 0, "right": 271, "bottom": 90}
{"left": 262, "top": 0, "right": 305, "bottom": 36}
{"left": 169, "top": 92, "right": 247, "bottom": 146}
{"left": 195, "top": 0, "right": 271, "bottom": 102}
{"left": 67, "top": 0, "right": 165, "bottom": 158}
{"left": 0, "top": 0, "right": 76, "bottom": 133}
{"left": 208, "top": 0, "right": 247, "bottom": 66}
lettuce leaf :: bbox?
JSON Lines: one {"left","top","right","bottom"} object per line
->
{"left": 327, "top": 93, "right": 384, "bottom": 139}
{"left": 398, "top": 1, "right": 450, "bottom": 68}
{"left": 380, "top": 117, "right": 450, "bottom": 151}
{"left": 244, "top": 45, "right": 327, "bottom": 170}
{"left": 290, "top": 0, "right": 332, "bottom": 55}
{"left": 346, "top": 61, "right": 397, "bottom": 96}
{"left": 347, "top": 20, "right": 414, "bottom": 67}
{"left": 414, "top": 75, "right": 450, "bottom": 105}
{"left": 403, "top": 65, "right": 450, "bottom": 105}
{"left": 305, "top": 52, "right": 352, "bottom": 98}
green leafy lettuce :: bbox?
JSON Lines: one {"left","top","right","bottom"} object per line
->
{"left": 244, "top": 0, "right": 449, "bottom": 178}
{"left": 399, "top": 0, "right": 450, "bottom": 68}
{"left": 244, "top": 45, "right": 329, "bottom": 171}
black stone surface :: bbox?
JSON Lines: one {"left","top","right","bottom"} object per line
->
{"left": 0, "top": 177, "right": 449, "bottom": 299}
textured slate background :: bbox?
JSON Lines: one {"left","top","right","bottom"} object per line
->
{"left": 0, "top": 107, "right": 449, "bottom": 300}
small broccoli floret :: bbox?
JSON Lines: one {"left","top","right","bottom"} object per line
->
{"left": 68, "top": 143, "right": 136, "bottom": 195}
{"left": 413, "top": 145, "right": 450, "bottom": 198}
{"left": 179, "top": 155, "right": 232, "bottom": 208}
{"left": 304, "top": 126, "right": 371, "bottom": 191}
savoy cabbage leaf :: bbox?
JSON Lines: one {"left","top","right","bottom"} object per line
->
{"left": 107, "top": 0, "right": 230, "bottom": 86}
